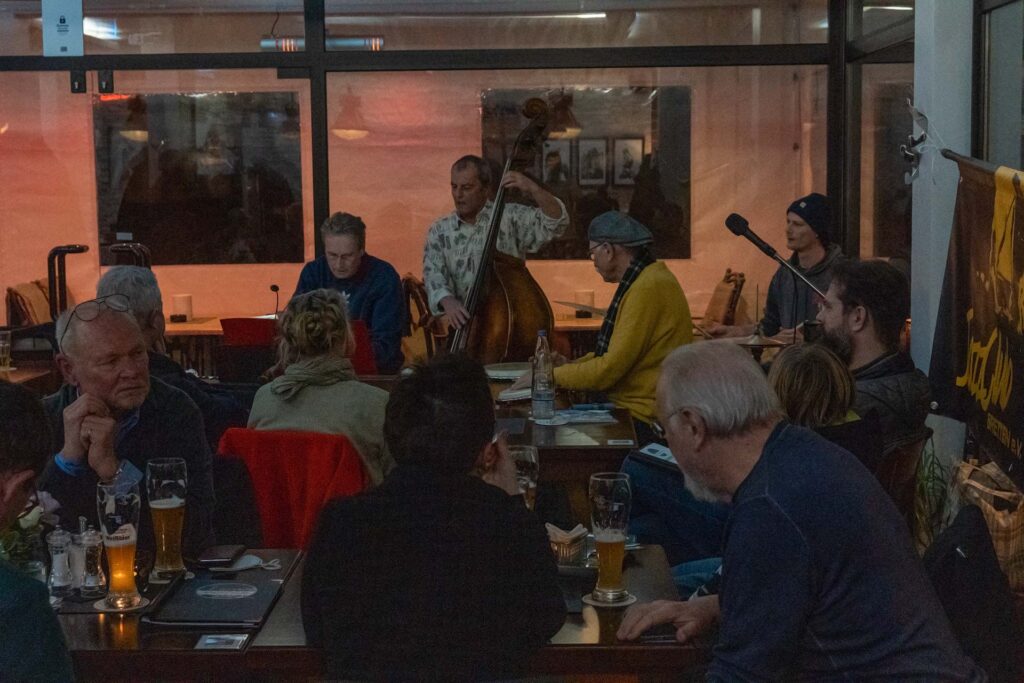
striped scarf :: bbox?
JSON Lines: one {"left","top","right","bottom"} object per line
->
{"left": 595, "top": 249, "right": 655, "bottom": 357}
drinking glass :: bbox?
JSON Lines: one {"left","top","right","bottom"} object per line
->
{"left": 589, "top": 472, "right": 632, "bottom": 603}
{"left": 96, "top": 479, "right": 142, "bottom": 610}
{"left": 0, "top": 330, "right": 12, "bottom": 371}
{"left": 508, "top": 446, "right": 539, "bottom": 511}
{"left": 146, "top": 458, "right": 187, "bottom": 580}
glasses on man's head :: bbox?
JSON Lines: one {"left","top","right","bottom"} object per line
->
{"left": 588, "top": 242, "right": 610, "bottom": 261}
{"left": 58, "top": 294, "right": 131, "bottom": 352}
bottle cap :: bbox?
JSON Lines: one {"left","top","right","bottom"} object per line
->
{"left": 48, "top": 524, "right": 72, "bottom": 547}
{"left": 81, "top": 525, "right": 103, "bottom": 546}
{"left": 538, "top": 329, "right": 547, "bottom": 336}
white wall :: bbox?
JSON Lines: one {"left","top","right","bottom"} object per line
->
{"left": 910, "top": 0, "right": 974, "bottom": 370}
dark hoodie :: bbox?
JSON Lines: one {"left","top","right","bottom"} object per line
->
{"left": 761, "top": 243, "right": 845, "bottom": 336}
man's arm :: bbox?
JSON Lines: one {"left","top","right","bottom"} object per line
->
{"left": 709, "top": 497, "right": 814, "bottom": 681}
{"left": 500, "top": 173, "right": 569, "bottom": 254}
{"left": 366, "top": 265, "right": 406, "bottom": 373}
{"left": 422, "top": 222, "right": 458, "bottom": 314}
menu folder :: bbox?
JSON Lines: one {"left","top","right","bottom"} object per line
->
{"left": 143, "top": 549, "right": 300, "bottom": 628}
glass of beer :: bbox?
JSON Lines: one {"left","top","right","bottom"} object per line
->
{"left": 146, "top": 458, "right": 187, "bottom": 581}
{"left": 589, "top": 472, "right": 632, "bottom": 603}
{"left": 509, "top": 446, "right": 539, "bottom": 511}
{"left": 96, "top": 479, "right": 142, "bottom": 610}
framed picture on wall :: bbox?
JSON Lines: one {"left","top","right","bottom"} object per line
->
{"left": 613, "top": 138, "right": 644, "bottom": 185}
{"left": 542, "top": 140, "right": 572, "bottom": 185}
{"left": 578, "top": 139, "right": 607, "bottom": 186}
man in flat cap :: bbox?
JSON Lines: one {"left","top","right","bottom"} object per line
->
{"left": 710, "top": 193, "right": 844, "bottom": 339}
{"left": 512, "top": 211, "right": 692, "bottom": 445}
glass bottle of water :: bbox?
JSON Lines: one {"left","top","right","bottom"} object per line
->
{"left": 47, "top": 525, "right": 74, "bottom": 599}
{"left": 532, "top": 329, "right": 555, "bottom": 420}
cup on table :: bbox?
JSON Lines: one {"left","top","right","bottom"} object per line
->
{"left": 508, "top": 445, "right": 539, "bottom": 511}
{"left": 146, "top": 458, "right": 187, "bottom": 581}
{"left": 96, "top": 479, "right": 142, "bottom": 610}
{"left": 589, "top": 472, "right": 632, "bottom": 603}
{"left": 0, "top": 330, "right": 12, "bottom": 371}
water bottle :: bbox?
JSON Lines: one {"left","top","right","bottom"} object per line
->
{"left": 532, "top": 330, "right": 555, "bottom": 420}
{"left": 47, "top": 525, "right": 74, "bottom": 599}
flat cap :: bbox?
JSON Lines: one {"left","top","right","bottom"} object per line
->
{"left": 588, "top": 211, "right": 654, "bottom": 247}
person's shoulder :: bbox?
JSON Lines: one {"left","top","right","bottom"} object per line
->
{"left": 364, "top": 255, "right": 402, "bottom": 282}
{"left": 147, "top": 376, "right": 204, "bottom": 423}
{"left": 42, "top": 385, "right": 75, "bottom": 415}
{"left": 426, "top": 213, "right": 456, "bottom": 234}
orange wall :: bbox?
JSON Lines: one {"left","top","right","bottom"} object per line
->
{"left": 1, "top": 65, "right": 824, "bottom": 324}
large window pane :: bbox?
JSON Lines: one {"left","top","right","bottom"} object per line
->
{"left": 0, "top": 69, "right": 314, "bottom": 326}
{"left": 324, "top": 1, "right": 828, "bottom": 51}
{"left": 848, "top": 1, "right": 914, "bottom": 40}
{"left": 857, "top": 63, "right": 913, "bottom": 262}
{"left": 0, "top": 1, "right": 305, "bottom": 56}
{"left": 984, "top": 1, "right": 1023, "bottom": 169}
{"left": 326, "top": 66, "right": 826, "bottom": 321}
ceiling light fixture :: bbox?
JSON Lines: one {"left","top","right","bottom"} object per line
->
{"left": 331, "top": 87, "right": 370, "bottom": 140}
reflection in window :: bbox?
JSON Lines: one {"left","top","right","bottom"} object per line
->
{"left": 93, "top": 92, "right": 304, "bottom": 265}
{"left": 324, "top": 1, "right": 828, "bottom": 50}
{"left": 481, "top": 87, "right": 691, "bottom": 259}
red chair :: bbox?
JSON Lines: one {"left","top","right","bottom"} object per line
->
{"left": 348, "top": 319, "right": 378, "bottom": 375}
{"left": 217, "top": 428, "right": 370, "bottom": 549}
{"left": 220, "top": 317, "right": 278, "bottom": 347}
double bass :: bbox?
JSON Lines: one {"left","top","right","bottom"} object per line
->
{"left": 446, "top": 99, "right": 555, "bottom": 364}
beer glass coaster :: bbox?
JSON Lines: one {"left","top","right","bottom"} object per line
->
{"left": 582, "top": 593, "right": 637, "bottom": 608}
{"left": 533, "top": 415, "right": 570, "bottom": 426}
{"left": 93, "top": 597, "right": 151, "bottom": 613}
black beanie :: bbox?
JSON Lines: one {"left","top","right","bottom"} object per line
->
{"left": 787, "top": 193, "right": 831, "bottom": 246}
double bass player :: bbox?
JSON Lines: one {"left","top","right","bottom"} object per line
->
{"left": 422, "top": 155, "right": 568, "bottom": 329}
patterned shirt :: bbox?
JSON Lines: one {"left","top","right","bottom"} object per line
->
{"left": 422, "top": 199, "right": 568, "bottom": 313}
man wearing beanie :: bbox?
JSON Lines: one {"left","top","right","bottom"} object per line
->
{"left": 509, "top": 211, "right": 693, "bottom": 444}
{"left": 711, "top": 193, "right": 844, "bottom": 338}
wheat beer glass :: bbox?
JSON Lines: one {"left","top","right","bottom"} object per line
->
{"left": 589, "top": 472, "right": 632, "bottom": 603}
{"left": 146, "top": 458, "right": 187, "bottom": 580}
{"left": 97, "top": 479, "right": 142, "bottom": 610}
{"left": 509, "top": 446, "right": 539, "bottom": 511}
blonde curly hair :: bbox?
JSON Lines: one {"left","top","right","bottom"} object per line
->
{"left": 277, "top": 288, "right": 353, "bottom": 366}
{"left": 767, "top": 343, "right": 854, "bottom": 428}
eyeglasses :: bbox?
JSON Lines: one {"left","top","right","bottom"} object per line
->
{"left": 58, "top": 294, "right": 131, "bottom": 352}
{"left": 651, "top": 406, "right": 688, "bottom": 441}
{"left": 588, "top": 242, "right": 610, "bottom": 261}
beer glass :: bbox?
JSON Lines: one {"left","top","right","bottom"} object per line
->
{"left": 589, "top": 472, "right": 632, "bottom": 603}
{"left": 96, "top": 479, "right": 142, "bottom": 610}
{"left": 509, "top": 446, "right": 539, "bottom": 511}
{"left": 146, "top": 458, "right": 187, "bottom": 580}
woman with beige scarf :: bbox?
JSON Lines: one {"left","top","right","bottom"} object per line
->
{"left": 248, "top": 288, "right": 394, "bottom": 485}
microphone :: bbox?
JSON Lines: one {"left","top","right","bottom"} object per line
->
{"left": 725, "top": 213, "right": 777, "bottom": 258}
{"left": 270, "top": 284, "right": 280, "bottom": 318}
{"left": 723, "top": 214, "right": 826, "bottom": 299}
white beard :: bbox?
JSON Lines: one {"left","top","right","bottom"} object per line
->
{"left": 683, "top": 471, "right": 720, "bottom": 504}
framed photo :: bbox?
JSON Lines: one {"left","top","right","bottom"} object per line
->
{"left": 613, "top": 138, "right": 644, "bottom": 185}
{"left": 578, "top": 138, "right": 607, "bottom": 186}
{"left": 541, "top": 140, "right": 572, "bottom": 186}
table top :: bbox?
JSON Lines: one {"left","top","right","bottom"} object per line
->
{"left": 0, "top": 360, "right": 59, "bottom": 394}
{"left": 164, "top": 316, "right": 227, "bottom": 337}
{"left": 60, "top": 546, "right": 708, "bottom": 680}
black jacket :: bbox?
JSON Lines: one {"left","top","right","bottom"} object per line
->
{"left": 148, "top": 352, "right": 248, "bottom": 451}
{"left": 40, "top": 378, "right": 216, "bottom": 558}
{"left": 853, "top": 351, "right": 932, "bottom": 454}
{"left": 302, "top": 465, "right": 566, "bottom": 681}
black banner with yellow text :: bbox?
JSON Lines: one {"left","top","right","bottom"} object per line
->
{"left": 931, "top": 151, "right": 1024, "bottom": 480}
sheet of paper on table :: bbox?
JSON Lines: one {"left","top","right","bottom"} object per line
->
{"left": 556, "top": 410, "right": 617, "bottom": 424}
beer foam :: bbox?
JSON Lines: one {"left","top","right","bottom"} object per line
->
{"left": 149, "top": 496, "right": 185, "bottom": 509}
{"left": 593, "top": 530, "right": 627, "bottom": 543}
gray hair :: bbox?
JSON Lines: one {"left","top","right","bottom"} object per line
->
{"left": 96, "top": 266, "right": 163, "bottom": 327}
{"left": 659, "top": 341, "right": 783, "bottom": 438}
{"left": 56, "top": 305, "right": 140, "bottom": 357}
{"left": 319, "top": 212, "right": 366, "bottom": 250}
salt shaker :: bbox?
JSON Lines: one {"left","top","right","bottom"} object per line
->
{"left": 46, "top": 525, "right": 74, "bottom": 599}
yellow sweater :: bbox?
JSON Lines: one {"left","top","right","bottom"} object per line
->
{"left": 554, "top": 261, "right": 693, "bottom": 424}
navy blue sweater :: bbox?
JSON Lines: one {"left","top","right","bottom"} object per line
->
{"left": 294, "top": 254, "right": 405, "bottom": 374}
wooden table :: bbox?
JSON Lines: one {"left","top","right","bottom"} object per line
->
{"left": 61, "top": 547, "right": 707, "bottom": 681}
{"left": 553, "top": 314, "right": 603, "bottom": 358}
{"left": 0, "top": 360, "right": 60, "bottom": 395}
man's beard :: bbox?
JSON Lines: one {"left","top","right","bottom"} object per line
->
{"left": 819, "top": 325, "right": 853, "bottom": 365}
{"left": 682, "top": 470, "right": 720, "bottom": 504}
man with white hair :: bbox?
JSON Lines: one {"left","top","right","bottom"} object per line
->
{"left": 39, "top": 297, "right": 215, "bottom": 557}
{"left": 97, "top": 266, "right": 247, "bottom": 450}
{"left": 618, "top": 341, "right": 981, "bottom": 681}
